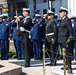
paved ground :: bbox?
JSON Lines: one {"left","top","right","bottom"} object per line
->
{"left": 8, "top": 40, "right": 76, "bottom": 75}
{"left": 1, "top": 58, "right": 76, "bottom": 75}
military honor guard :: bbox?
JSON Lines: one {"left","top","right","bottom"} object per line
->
{"left": 0, "top": 14, "right": 11, "bottom": 60}
{"left": 11, "top": 16, "right": 24, "bottom": 60}
{"left": 46, "top": 10, "right": 57, "bottom": 66}
{"left": 58, "top": 7, "right": 73, "bottom": 74}
{"left": 16, "top": 8, "right": 32, "bottom": 67}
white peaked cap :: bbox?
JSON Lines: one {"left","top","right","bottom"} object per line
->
{"left": 14, "top": 15, "right": 23, "bottom": 18}
{"left": 70, "top": 15, "right": 76, "bottom": 19}
{"left": 23, "top": 8, "right": 30, "bottom": 11}
{"left": 43, "top": 14, "right": 47, "bottom": 18}
{"left": 43, "top": 14, "right": 47, "bottom": 16}
{"left": 59, "top": 6, "right": 68, "bottom": 12}
{"left": 35, "top": 14, "right": 41, "bottom": 17}
{"left": 55, "top": 13, "right": 58, "bottom": 16}
{"left": 0, "top": 15, "right": 2, "bottom": 18}
{"left": 2, "top": 14, "right": 8, "bottom": 16}
{"left": 47, "top": 10, "right": 54, "bottom": 14}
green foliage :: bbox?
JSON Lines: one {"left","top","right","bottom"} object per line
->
{"left": 9, "top": 51, "right": 17, "bottom": 58}
{"left": 0, "top": 51, "right": 1, "bottom": 58}
{"left": 0, "top": 50, "right": 17, "bottom": 58}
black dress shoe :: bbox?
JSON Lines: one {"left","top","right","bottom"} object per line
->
{"left": 17, "top": 58, "right": 22, "bottom": 60}
{"left": 39, "top": 58, "right": 43, "bottom": 60}
{"left": 5, "top": 58, "right": 8, "bottom": 60}
{"left": 34, "top": 58, "right": 39, "bottom": 60}
{"left": 25, "top": 64, "right": 30, "bottom": 67}
{"left": 67, "top": 68, "right": 73, "bottom": 74}
{"left": 50, "top": 63, "right": 56, "bottom": 66}
{"left": 46, "top": 63, "right": 56, "bottom": 66}
{"left": 1, "top": 58, "right": 5, "bottom": 60}
{"left": 34, "top": 58, "right": 42, "bottom": 60}
{"left": 24, "top": 62, "right": 30, "bottom": 67}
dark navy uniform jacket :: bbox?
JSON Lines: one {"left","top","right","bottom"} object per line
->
{"left": 11, "top": 22, "right": 22, "bottom": 41}
{"left": 73, "top": 22, "right": 76, "bottom": 41}
{"left": 46, "top": 20, "right": 57, "bottom": 42}
{"left": 0, "top": 21, "right": 3, "bottom": 47}
{"left": 58, "top": 16, "right": 73, "bottom": 43}
{"left": 0, "top": 21, "right": 2, "bottom": 24}
{"left": 0, "top": 21, "right": 11, "bottom": 40}
{"left": 31, "top": 22, "right": 42, "bottom": 41}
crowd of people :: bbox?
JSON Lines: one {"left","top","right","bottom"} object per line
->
{"left": 0, "top": 6, "right": 76, "bottom": 74}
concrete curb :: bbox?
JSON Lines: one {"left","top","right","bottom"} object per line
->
{"left": 0, "top": 61, "right": 22, "bottom": 75}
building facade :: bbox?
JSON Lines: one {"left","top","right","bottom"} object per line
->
{"left": 28, "top": 0, "right": 76, "bottom": 18}
{"left": 0, "top": 0, "right": 27, "bottom": 20}
{"left": 0, "top": 0, "right": 76, "bottom": 19}
{"left": 28, "top": 0, "right": 49, "bottom": 17}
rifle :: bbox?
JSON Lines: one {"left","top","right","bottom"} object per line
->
{"left": 15, "top": 1, "right": 20, "bottom": 36}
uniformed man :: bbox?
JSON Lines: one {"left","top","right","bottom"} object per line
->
{"left": 11, "top": 16, "right": 24, "bottom": 60}
{"left": 0, "top": 14, "right": 11, "bottom": 60}
{"left": 31, "top": 14, "right": 43, "bottom": 59}
{"left": 70, "top": 16, "right": 76, "bottom": 60}
{"left": 54, "top": 14, "right": 58, "bottom": 22}
{"left": 58, "top": 7, "right": 73, "bottom": 74}
{"left": 54, "top": 14, "right": 61, "bottom": 58}
{"left": 0, "top": 15, "right": 3, "bottom": 53}
{"left": 0, "top": 15, "right": 2, "bottom": 24}
{"left": 17, "top": 8, "right": 32, "bottom": 67}
{"left": 46, "top": 10, "right": 57, "bottom": 66}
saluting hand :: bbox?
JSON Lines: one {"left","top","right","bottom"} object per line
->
{"left": 51, "top": 39, "right": 55, "bottom": 44}
{"left": 16, "top": 16, "right": 20, "bottom": 21}
{"left": 8, "top": 38, "right": 11, "bottom": 41}
{"left": 66, "top": 39, "right": 70, "bottom": 44}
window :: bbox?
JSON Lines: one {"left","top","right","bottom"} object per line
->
{"left": 33, "top": 0, "right": 36, "bottom": 10}
{"left": 52, "top": 8, "right": 55, "bottom": 12}
{"left": 37, "top": 10, "right": 40, "bottom": 14}
{"left": 43, "top": 9, "right": 47, "bottom": 14}
{"left": 44, "top": 0, "right": 46, "bottom": 2}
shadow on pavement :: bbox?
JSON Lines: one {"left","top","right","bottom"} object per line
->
{"left": 0, "top": 65, "right": 4, "bottom": 68}
{"left": 22, "top": 72, "right": 27, "bottom": 75}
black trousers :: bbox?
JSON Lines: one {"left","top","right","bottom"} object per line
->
{"left": 46, "top": 41, "right": 56, "bottom": 64}
{"left": 22, "top": 32, "right": 31, "bottom": 63}
{"left": 59, "top": 43, "right": 72, "bottom": 67}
